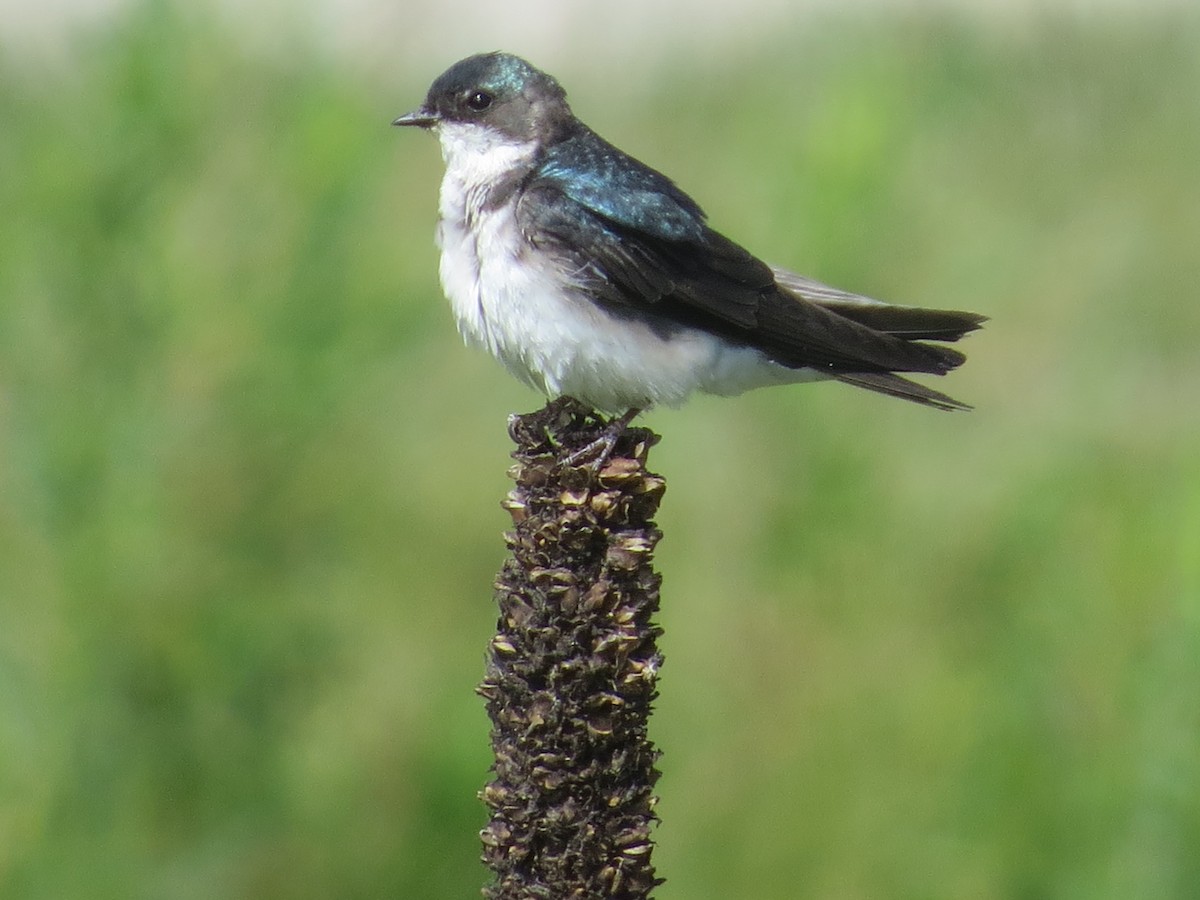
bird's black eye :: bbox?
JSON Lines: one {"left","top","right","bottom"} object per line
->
{"left": 466, "top": 90, "right": 493, "bottom": 112}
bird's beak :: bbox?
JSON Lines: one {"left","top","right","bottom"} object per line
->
{"left": 392, "top": 106, "right": 439, "bottom": 129}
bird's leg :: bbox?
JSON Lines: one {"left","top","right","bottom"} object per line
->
{"left": 565, "top": 407, "right": 642, "bottom": 470}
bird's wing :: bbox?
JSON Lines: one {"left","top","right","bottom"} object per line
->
{"left": 519, "top": 134, "right": 976, "bottom": 377}
{"left": 525, "top": 140, "right": 771, "bottom": 330}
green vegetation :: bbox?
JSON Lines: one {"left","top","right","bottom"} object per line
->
{"left": 1, "top": 5, "right": 1197, "bottom": 898}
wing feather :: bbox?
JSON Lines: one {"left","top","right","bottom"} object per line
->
{"left": 517, "top": 132, "right": 981, "bottom": 393}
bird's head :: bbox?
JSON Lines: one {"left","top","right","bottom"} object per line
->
{"left": 393, "top": 52, "right": 574, "bottom": 146}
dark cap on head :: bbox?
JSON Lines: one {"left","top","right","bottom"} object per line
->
{"left": 393, "top": 52, "right": 575, "bottom": 142}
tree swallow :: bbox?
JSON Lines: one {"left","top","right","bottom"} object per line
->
{"left": 394, "top": 52, "right": 985, "bottom": 415}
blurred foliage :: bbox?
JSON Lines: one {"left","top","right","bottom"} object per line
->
{"left": 1, "top": 4, "right": 1198, "bottom": 898}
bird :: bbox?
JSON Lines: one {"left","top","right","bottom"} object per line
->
{"left": 394, "top": 51, "right": 985, "bottom": 421}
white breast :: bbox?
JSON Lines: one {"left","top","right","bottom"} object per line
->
{"left": 431, "top": 123, "right": 802, "bottom": 412}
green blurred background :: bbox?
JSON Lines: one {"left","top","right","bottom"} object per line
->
{"left": 2, "top": 2, "right": 1198, "bottom": 897}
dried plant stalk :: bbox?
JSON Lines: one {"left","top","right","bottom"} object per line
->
{"left": 478, "top": 397, "right": 666, "bottom": 899}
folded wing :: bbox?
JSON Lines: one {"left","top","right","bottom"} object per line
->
{"left": 519, "top": 134, "right": 985, "bottom": 409}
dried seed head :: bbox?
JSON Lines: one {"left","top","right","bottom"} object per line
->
{"left": 480, "top": 821, "right": 511, "bottom": 847}
{"left": 482, "top": 399, "right": 663, "bottom": 898}
{"left": 598, "top": 457, "right": 642, "bottom": 484}
{"left": 481, "top": 782, "right": 508, "bottom": 806}
{"left": 589, "top": 490, "right": 621, "bottom": 518}
{"left": 580, "top": 581, "right": 611, "bottom": 613}
{"left": 559, "top": 487, "right": 589, "bottom": 507}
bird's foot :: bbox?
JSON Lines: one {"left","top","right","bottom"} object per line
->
{"left": 564, "top": 407, "right": 642, "bottom": 471}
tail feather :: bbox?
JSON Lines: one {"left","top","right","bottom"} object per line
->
{"left": 820, "top": 302, "right": 987, "bottom": 342}
{"left": 772, "top": 265, "right": 987, "bottom": 341}
{"left": 832, "top": 372, "right": 973, "bottom": 411}
{"left": 770, "top": 264, "right": 985, "bottom": 411}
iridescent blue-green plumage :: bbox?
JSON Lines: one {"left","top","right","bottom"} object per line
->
{"left": 538, "top": 134, "right": 707, "bottom": 242}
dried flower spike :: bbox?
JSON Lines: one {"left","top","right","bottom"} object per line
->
{"left": 480, "top": 397, "right": 666, "bottom": 899}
